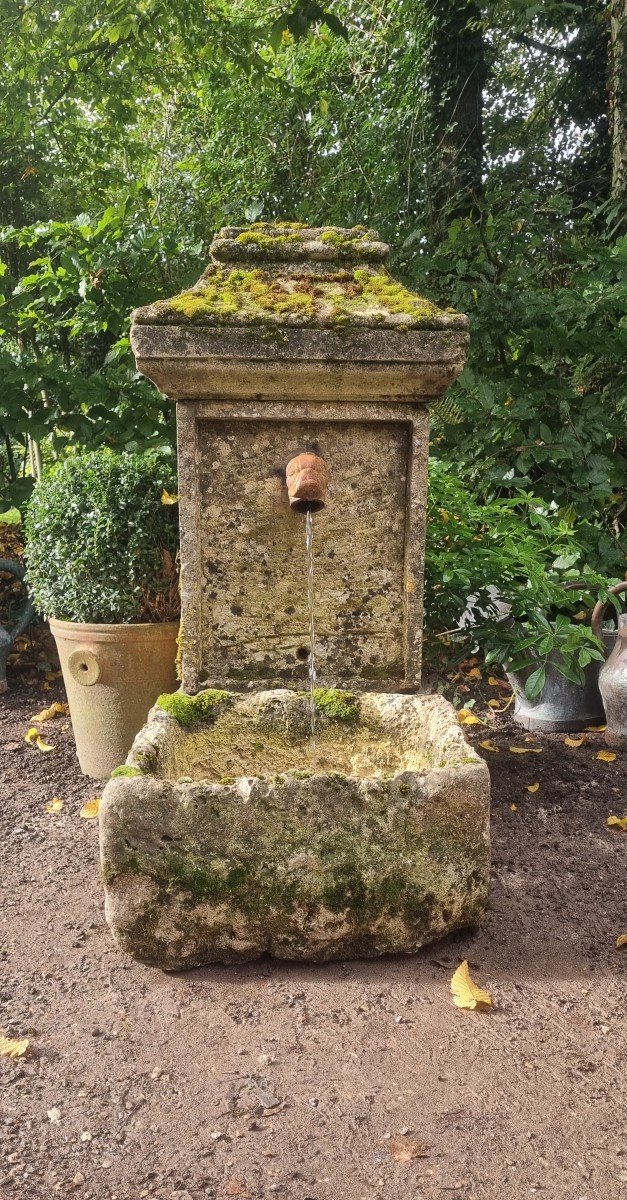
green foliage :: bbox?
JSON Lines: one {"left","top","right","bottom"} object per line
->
{"left": 424, "top": 459, "right": 614, "bottom": 695}
{"left": 24, "top": 449, "right": 179, "bottom": 623}
{"left": 1, "top": 0, "right": 625, "bottom": 674}
{"left": 156, "top": 689, "right": 230, "bottom": 727}
{"left": 419, "top": 206, "right": 627, "bottom": 572}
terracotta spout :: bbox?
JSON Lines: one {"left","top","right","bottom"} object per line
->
{"left": 285, "top": 453, "right": 328, "bottom": 513}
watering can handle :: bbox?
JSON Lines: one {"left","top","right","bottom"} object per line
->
{"left": 591, "top": 581, "right": 627, "bottom": 643}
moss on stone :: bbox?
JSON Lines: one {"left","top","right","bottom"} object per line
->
{"left": 353, "top": 269, "right": 442, "bottom": 322}
{"left": 313, "top": 688, "right": 360, "bottom": 721}
{"left": 142, "top": 262, "right": 454, "bottom": 331}
{"left": 110, "top": 765, "right": 143, "bottom": 779}
{"left": 156, "top": 688, "right": 230, "bottom": 728}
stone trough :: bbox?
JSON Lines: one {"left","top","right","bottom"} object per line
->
{"left": 100, "top": 689, "right": 489, "bottom": 969}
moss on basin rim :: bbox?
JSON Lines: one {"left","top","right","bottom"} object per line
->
{"left": 99, "top": 691, "right": 491, "bottom": 969}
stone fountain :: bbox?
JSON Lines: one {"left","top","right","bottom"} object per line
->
{"left": 99, "top": 223, "right": 490, "bottom": 968}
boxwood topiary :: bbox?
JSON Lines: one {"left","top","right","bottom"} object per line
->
{"left": 25, "top": 450, "right": 179, "bottom": 624}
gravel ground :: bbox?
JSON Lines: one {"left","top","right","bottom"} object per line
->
{"left": 2, "top": 673, "right": 627, "bottom": 1200}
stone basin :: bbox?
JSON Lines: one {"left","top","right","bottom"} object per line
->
{"left": 99, "top": 689, "right": 490, "bottom": 969}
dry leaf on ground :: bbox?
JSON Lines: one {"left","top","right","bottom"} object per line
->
{"left": 598, "top": 750, "right": 617, "bottom": 763}
{"left": 450, "top": 960, "right": 492, "bottom": 1011}
{"left": 458, "top": 708, "right": 482, "bottom": 725}
{"left": 616, "top": 935, "right": 627, "bottom": 949}
{"left": 35, "top": 736, "right": 54, "bottom": 752}
{"left": 24, "top": 727, "right": 55, "bottom": 752}
{"left": 466, "top": 667, "right": 482, "bottom": 679}
{"left": 31, "top": 701, "right": 69, "bottom": 722}
{"left": 479, "top": 740, "right": 499, "bottom": 753}
{"left": 389, "top": 1135, "right": 430, "bottom": 1163}
{"left": 564, "top": 735, "right": 585, "bottom": 748}
{"left": 607, "top": 815, "right": 627, "bottom": 831}
{"left": 526, "top": 782, "right": 540, "bottom": 793}
{"left": 80, "top": 797, "right": 101, "bottom": 820}
{"left": 510, "top": 803, "right": 518, "bottom": 811}
{"left": 0, "top": 1035, "right": 29, "bottom": 1058}
{"left": 509, "top": 746, "right": 542, "bottom": 754}
{"left": 585, "top": 724, "right": 607, "bottom": 732}
{"left": 161, "top": 489, "right": 178, "bottom": 505}
{"left": 45, "top": 797, "right": 64, "bottom": 814}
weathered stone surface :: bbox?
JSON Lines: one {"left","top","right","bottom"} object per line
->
{"left": 100, "top": 690, "right": 490, "bottom": 969}
{"left": 175, "top": 400, "right": 428, "bottom": 694}
{"left": 130, "top": 224, "right": 469, "bottom": 695}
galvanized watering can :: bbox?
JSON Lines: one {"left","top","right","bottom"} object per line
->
{"left": 591, "top": 581, "right": 627, "bottom": 749}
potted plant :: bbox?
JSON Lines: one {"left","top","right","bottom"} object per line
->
{"left": 424, "top": 460, "right": 617, "bottom": 730}
{"left": 25, "top": 449, "right": 180, "bottom": 778}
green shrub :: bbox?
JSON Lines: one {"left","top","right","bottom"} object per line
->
{"left": 424, "top": 459, "right": 616, "bottom": 695}
{"left": 25, "top": 450, "right": 179, "bottom": 623}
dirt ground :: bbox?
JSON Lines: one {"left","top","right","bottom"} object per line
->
{"left": 2, "top": 663, "right": 627, "bottom": 1200}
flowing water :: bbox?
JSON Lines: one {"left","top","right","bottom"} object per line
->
{"left": 305, "top": 508, "right": 317, "bottom": 744}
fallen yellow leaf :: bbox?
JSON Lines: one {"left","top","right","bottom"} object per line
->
{"left": 161, "top": 488, "right": 179, "bottom": 505}
{"left": 616, "top": 935, "right": 627, "bottom": 949}
{"left": 488, "top": 694, "right": 515, "bottom": 712}
{"left": 450, "top": 960, "right": 492, "bottom": 1011}
{"left": 458, "top": 708, "right": 482, "bottom": 725}
{"left": 509, "top": 746, "right": 543, "bottom": 754}
{"left": 31, "top": 701, "right": 69, "bottom": 722}
{"left": 598, "top": 750, "right": 617, "bottom": 763}
{"left": 35, "top": 736, "right": 54, "bottom": 752}
{"left": 607, "top": 815, "right": 627, "bottom": 831}
{"left": 389, "top": 1135, "right": 430, "bottom": 1162}
{"left": 487, "top": 676, "right": 501, "bottom": 686}
{"left": 585, "top": 724, "right": 607, "bottom": 732}
{"left": 526, "top": 782, "right": 540, "bottom": 793}
{"left": 0, "top": 1036, "right": 29, "bottom": 1058}
{"left": 564, "top": 735, "right": 585, "bottom": 748}
{"left": 479, "top": 740, "right": 499, "bottom": 753}
{"left": 466, "top": 667, "right": 482, "bottom": 679}
{"left": 510, "top": 803, "right": 518, "bottom": 811}
{"left": 24, "top": 727, "right": 39, "bottom": 743}
{"left": 45, "top": 797, "right": 64, "bottom": 814}
{"left": 80, "top": 797, "right": 101, "bottom": 820}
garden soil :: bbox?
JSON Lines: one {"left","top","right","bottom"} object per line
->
{"left": 2, "top": 665, "right": 627, "bottom": 1200}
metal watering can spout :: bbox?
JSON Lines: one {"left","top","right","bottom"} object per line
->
{"left": 591, "top": 581, "right": 627, "bottom": 750}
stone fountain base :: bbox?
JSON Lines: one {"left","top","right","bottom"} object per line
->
{"left": 99, "top": 690, "right": 490, "bottom": 969}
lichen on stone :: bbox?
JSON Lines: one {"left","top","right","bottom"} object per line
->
{"left": 156, "top": 688, "right": 230, "bottom": 728}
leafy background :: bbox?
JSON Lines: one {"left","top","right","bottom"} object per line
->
{"left": 1, "top": 0, "right": 626, "bottom": 648}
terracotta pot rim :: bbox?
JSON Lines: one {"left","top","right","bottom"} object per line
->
{"left": 49, "top": 617, "right": 179, "bottom": 642}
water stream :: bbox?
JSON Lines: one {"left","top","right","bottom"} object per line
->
{"left": 305, "top": 507, "right": 317, "bottom": 745}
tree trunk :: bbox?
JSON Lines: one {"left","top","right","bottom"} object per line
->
{"left": 610, "top": 0, "right": 627, "bottom": 222}
{"left": 424, "top": 0, "right": 486, "bottom": 217}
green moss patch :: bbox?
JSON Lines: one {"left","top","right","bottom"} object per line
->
{"left": 156, "top": 689, "right": 230, "bottom": 728}
{"left": 110, "top": 765, "right": 143, "bottom": 779}
{"left": 139, "top": 264, "right": 457, "bottom": 331}
{"left": 313, "top": 688, "right": 360, "bottom": 721}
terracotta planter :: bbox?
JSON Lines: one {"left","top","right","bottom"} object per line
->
{"left": 50, "top": 618, "right": 179, "bottom": 779}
